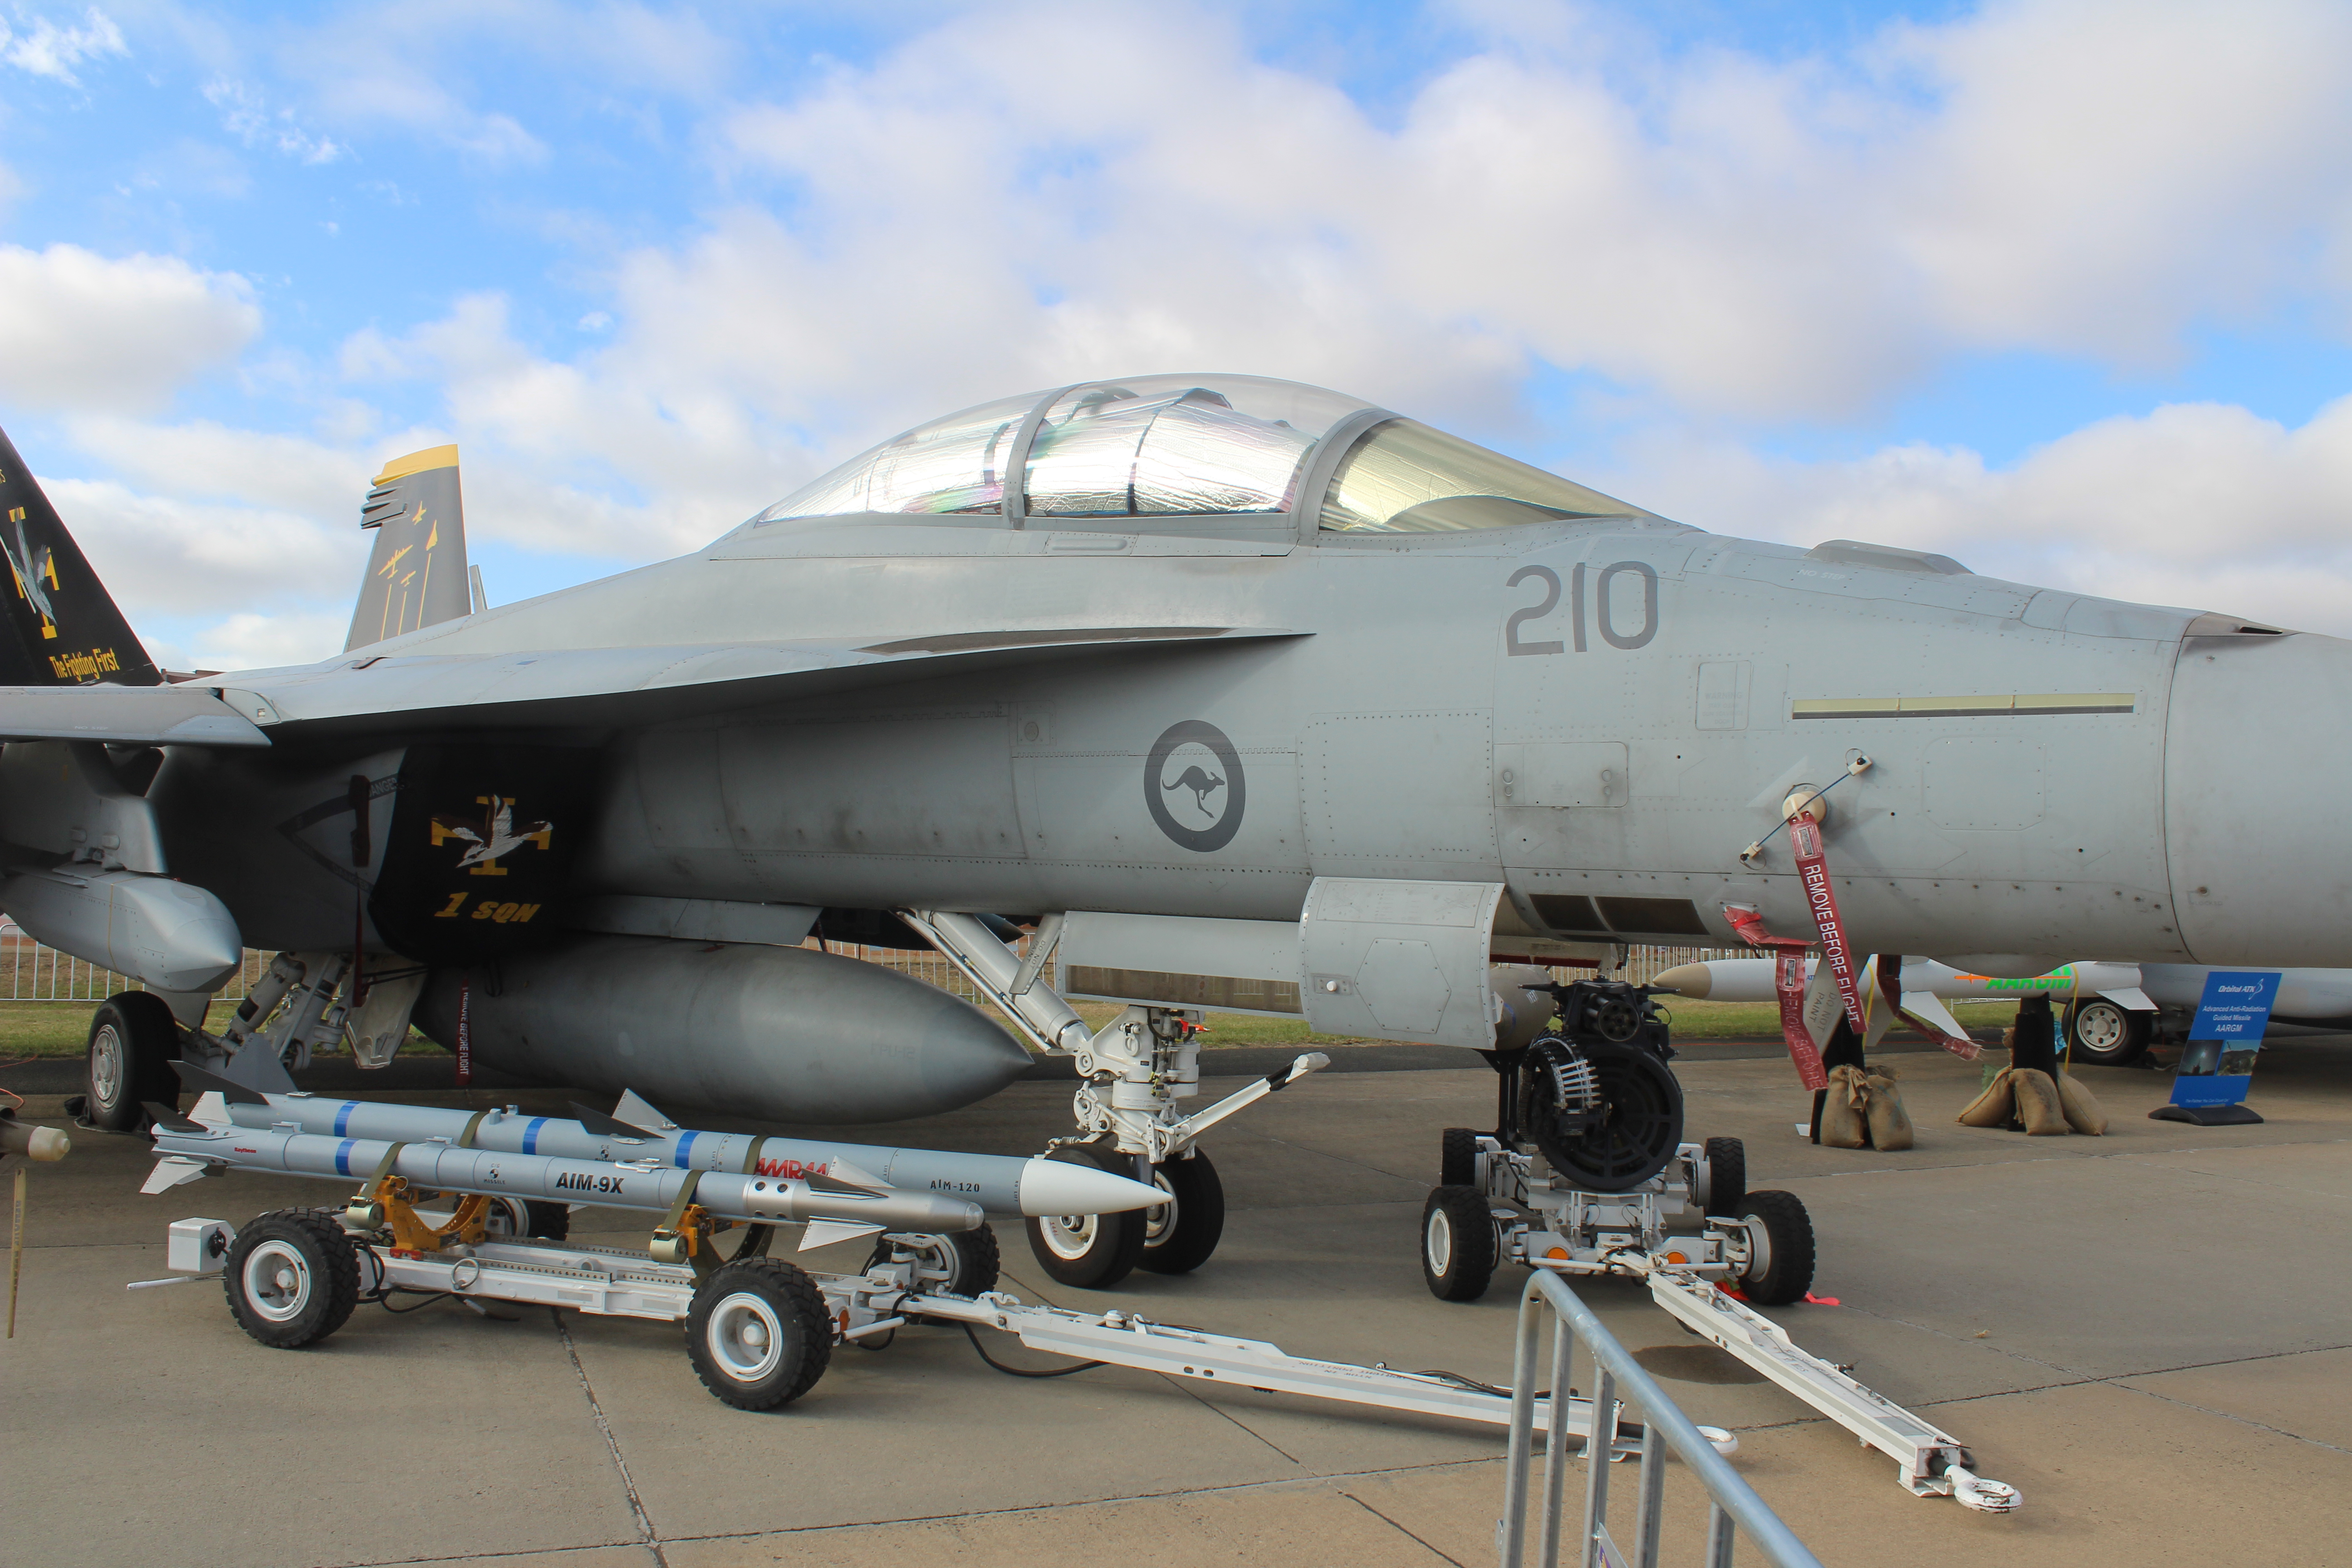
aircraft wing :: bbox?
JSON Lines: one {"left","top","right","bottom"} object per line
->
{"left": 31, "top": 626, "right": 1304, "bottom": 743}
{"left": 0, "top": 682, "right": 270, "bottom": 746}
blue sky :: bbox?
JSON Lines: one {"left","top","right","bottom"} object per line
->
{"left": 2, "top": 0, "right": 2348, "bottom": 668}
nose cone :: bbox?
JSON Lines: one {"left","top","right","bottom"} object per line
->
{"left": 1014, "top": 1156, "right": 1167, "bottom": 1216}
{"left": 2167, "top": 630, "right": 2352, "bottom": 965}
{"left": 1648, "top": 962, "right": 1714, "bottom": 1000}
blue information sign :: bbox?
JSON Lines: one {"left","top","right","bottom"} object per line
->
{"left": 2166, "top": 971, "right": 2280, "bottom": 1112}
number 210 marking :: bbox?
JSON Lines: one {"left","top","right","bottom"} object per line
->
{"left": 1504, "top": 562, "right": 1659, "bottom": 655}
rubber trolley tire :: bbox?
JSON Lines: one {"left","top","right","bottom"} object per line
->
{"left": 2064, "top": 997, "right": 2152, "bottom": 1067}
{"left": 1701, "top": 1137, "right": 1747, "bottom": 1218}
{"left": 223, "top": 1210, "right": 362, "bottom": 1349}
{"left": 1735, "top": 1191, "right": 1817, "bottom": 1307}
{"left": 1439, "top": 1127, "right": 1480, "bottom": 1188}
{"left": 684, "top": 1257, "right": 833, "bottom": 1411}
{"left": 1138, "top": 1150, "right": 1225, "bottom": 1276}
{"left": 84, "top": 991, "right": 183, "bottom": 1132}
{"left": 1024, "top": 1143, "right": 1149, "bottom": 1289}
{"left": 866, "top": 1224, "right": 1003, "bottom": 1299}
{"left": 1421, "top": 1185, "right": 1499, "bottom": 1303}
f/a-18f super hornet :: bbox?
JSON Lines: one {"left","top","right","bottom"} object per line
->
{"left": 1, "top": 372, "right": 2345, "bottom": 1286}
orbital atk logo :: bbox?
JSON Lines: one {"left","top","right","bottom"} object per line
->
{"left": 1145, "top": 720, "right": 1245, "bottom": 853}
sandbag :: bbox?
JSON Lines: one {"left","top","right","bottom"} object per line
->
{"left": 1820, "top": 1064, "right": 1870, "bottom": 1148}
{"left": 1958, "top": 1068, "right": 2017, "bottom": 1127}
{"left": 2013, "top": 1068, "right": 2069, "bottom": 1135}
{"left": 2056, "top": 1070, "right": 2108, "bottom": 1135}
{"left": 1865, "top": 1068, "right": 1915, "bottom": 1151}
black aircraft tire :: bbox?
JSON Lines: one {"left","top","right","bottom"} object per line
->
{"left": 1735, "top": 1191, "right": 1816, "bottom": 1307}
{"left": 1702, "top": 1137, "right": 1747, "bottom": 1218}
{"left": 1024, "top": 1144, "right": 1148, "bottom": 1289}
{"left": 2065, "top": 998, "right": 2152, "bottom": 1067}
{"left": 1439, "top": 1127, "right": 1480, "bottom": 1188}
{"left": 85, "top": 992, "right": 182, "bottom": 1132}
{"left": 867, "top": 1224, "right": 1002, "bottom": 1300}
{"left": 1421, "top": 1186, "right": 1499, "bottom": 1303}
{"left": 1138, "top": 1152, "right": 1225, "bottom": 1276}
{"left": 224, "top": 1210, "right": 362, "bottom": 1349}
{"left": 685, "top": 1258, "right": 833, "bottom": 1410}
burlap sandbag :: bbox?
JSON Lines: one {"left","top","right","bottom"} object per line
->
{"left": 1957, "top": 1068, "right": 2016, "bottom": 1127}
{"left": 1820, "top": 1064, "right": 1870, "bottom": 1148}
{"left": 1864, "top": 1068, "right": 1915, "bottom": 1151}
{"left": 2056, "top": 1071, "right": 2108, "bottom": 1135}
{"left": 2012, "top": 1068, "right": 2069, "bottom": 1135}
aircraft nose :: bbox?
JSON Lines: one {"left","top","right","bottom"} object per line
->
{"left": 2165, "top": 629, "right": 2352, "bottom": 965}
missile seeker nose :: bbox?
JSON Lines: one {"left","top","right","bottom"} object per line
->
{"left": 1015, "top": 1157, "right": 1166, "bottom": 1218}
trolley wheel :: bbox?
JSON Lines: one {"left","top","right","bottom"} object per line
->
{"left": 84, "top": 991, "right": 182, "bottom": 1132}
{"left": 866, "top": 1224, "right": 1002, "bottom": 1298}
{"left": 1700, "top": 1137, "right": 1746, "bottom": 1218}
{"left": 1421, "top": 1186, "right": 1499, "bottom": 1303}
{"left": 1734, "top": 1191, "right": 1816, "bottom": 1307}
{"left": 482, "top": 1196, "right": 570, "bottom": 1241}
{"left": 1025, "top": 1144, "right": 1149, "bottom": 1289}
{"left": 223, "top": 1210, "right": 361, "bottom": 1349}
{"left": 2064, "top": 997, "right": 2151, "bottom": 1066}
{"left": 1439, "top": 1127, "right": 1480, "bottom": 1188}
{"left": 684, "top": 1257, "right": 833, "bottom": 1411}
{"left": 1138, "top": 1151, "right": 1225, "bottom": 1275}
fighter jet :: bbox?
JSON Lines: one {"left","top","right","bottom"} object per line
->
{"left": 1, "top": 372, "right": 2346, "bottom": 1286}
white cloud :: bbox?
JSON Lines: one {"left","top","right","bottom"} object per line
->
{"left": 203, "top": 79, "right": 346, "bottom": 165}
{"left": 0, "top": 245, "right": 259, "bottom": 413}
{"left": 0, "top": 6, "right": 125, "bottom": 86}
{"left": 186, "top": 609, "right": 353, "bottom": 673}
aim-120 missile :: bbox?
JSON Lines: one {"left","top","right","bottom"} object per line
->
{"left": 160, "top": 1064, "right": 1163, "bottom": 1223}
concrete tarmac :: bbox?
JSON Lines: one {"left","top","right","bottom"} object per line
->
{"left": 3, "top": 1041, "right": 2346, "bottom": 1567}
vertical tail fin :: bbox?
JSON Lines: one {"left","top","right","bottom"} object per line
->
{"left": 348, "top": 444, "right": 473, "bottom": 652}
{"left": 0, "top": 426, "right": 161, "bottom": 686}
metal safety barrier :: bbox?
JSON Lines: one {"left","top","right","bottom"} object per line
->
{"left": 1501, "top": 1269, "right": 1821, "bottom": 1568}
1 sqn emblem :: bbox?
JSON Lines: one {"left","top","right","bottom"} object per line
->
{"left": 430, "top": 794, "right": 555, "bottom": 924}
{"left": 1145, "top": 720, "right": 1246, "bottom": 853}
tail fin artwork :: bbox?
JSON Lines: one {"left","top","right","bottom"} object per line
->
{"left": 348, "top": 444, "right": 473, "bottom": 652}
{"left": 0, "top": 426, "right": 161, "bottom": 687}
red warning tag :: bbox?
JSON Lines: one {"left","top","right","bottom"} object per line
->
{"left": 1788, "top": 815, "right": 1867, "bottom": 1034}
{"left": 1724, "top": 905, "right": 1829, "bottom": 1090}
{"left": 456, "top": 978, "right": 472, "bottom": 1086}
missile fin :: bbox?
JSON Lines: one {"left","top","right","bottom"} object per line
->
{"left": 807, "top": 1159, "right": 887, "bottom": 1196}
{"left": 570, "top": 1102, "right": 654, "bottom": 1140}
{"left": 612, "top": 1089, "right": 676, "bottom": 1131}
{"left": 2097, "top": 986, "right": 2157, "bottom": 1011}
{"left": 143, "top": 1103, "right": 206, "bottom": 1134}
{"left": 798, "top": 1218, "right": 885, "bottom": 1252}
{"left": 1901, "top": 992, "right": 1965, "bottom": 1039}
{"left": 171, "top": 1058, "right": 270, "bottom": 1105}
{"left": 140, "top": 1155, "right": 211, "bottom": 1194}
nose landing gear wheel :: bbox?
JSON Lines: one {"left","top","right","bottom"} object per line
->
{"left": 223, "top": 1210, "right": 362, "bottom": 1349}
{"left": 1138, "top": 1151, "right": 1225, "bottom": 1275}
{"left": 685, "top": 1257, "right": 832, "bottom": 1410}
{"left": 1025, "top": 1143, "right": 1148, "bottom": 1289}
{"left": 1421, "top": 1186, "right": 1498, "bottom": 1302}
{"left": 83, "top": 992, "right": 184, "bottom": 1132}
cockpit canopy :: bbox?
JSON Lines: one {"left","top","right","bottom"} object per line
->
{"left": 746, "top": 373, "right": 1647, "bottom": 534}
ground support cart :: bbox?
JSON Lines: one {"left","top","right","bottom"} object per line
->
{"left": 1421, "top": 1135, "right": 2020, "bottom": 1513}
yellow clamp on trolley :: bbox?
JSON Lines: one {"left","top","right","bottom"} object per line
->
{"left": 649, "top": 1169, "right": 709, "bottom": 1272}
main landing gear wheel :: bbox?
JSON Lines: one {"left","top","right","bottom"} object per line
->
{"left": 2065, "top": 997, "right": 2152, "bottom": 1067}
{"left": 867, "top": 1225, "right": 1002, "bottom": 1299}
{"left": 83, "top": 991, "right": 183, "bottom": 1132}
{"left": 1025, "top": 1144, "right": 1149, "bottom": 1289}
{"left": 1732, "top": 1191, "right": 1816, "bottom": 1307}
{"left": 1422, "top": 1186, "right": 1498, "bottom": 1303}
{"left": 1139, "top": 1152, "right": 1225, "bottom": 1276}
{"left": 1700, "top": 1137, "right": 1746, "bottom": 1218}
{"left": 224, "top": 1210, "right": 362, "bottom": 1349}
{"left": 481, "top": 1197, "right": 571, "bottom": 1241}
{"left": 684, "top": 1257, "right": 832, "bottom": 1411}
{"left": 1439, "top": 1127, "right": 1479, "bottom": 1187}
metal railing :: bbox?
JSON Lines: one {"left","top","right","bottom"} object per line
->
{"left": 0, "top": 932, "right": 260, "bottom": 1004}
{"left": 1501, "top": 1269, "right": 1820, "bottom": 1568}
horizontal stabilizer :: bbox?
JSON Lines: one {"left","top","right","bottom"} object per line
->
{"left": 172, "top": 1058, "right": 269, "bottom": 1105}
{"left": 571, "top": 1102, "right": 654, "bottom": 1141}
{"left": 2097, "top": 986, "right": 2157, "bottom": 1011}
{"left": 140, "top": 1155, "right": 212, "bottom": 1194}
{"left": 797, "top": 1218, "right": 885, "bottom": 1253}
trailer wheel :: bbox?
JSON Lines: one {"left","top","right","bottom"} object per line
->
{"left": 84, "top": 992, "right": 182, "bottom": 1132}
{"left": 482, "top": 1197, "right": 570, "bottom": 1241}
{"left": 224, "top": 1210, "right": 361, "bottom": 1348}
{"left": 1700, "top": 1137, "right": 1746, "bottom": 1218}
{"left": 1439, "top": 1127, "right": 1480, "bottom": 1187}
{"left": 867, "top": 1225, "right": 1002, "bottom": 1299}
{"left": 685, "top": 1258, "right": 833, "bottom": 1411}
{"left": 2065, "top": 998, "right": 2151, "bottom": 1067}
{"left": 1025, "top": 1144, "right": 1148, "bottom": 1289}
{"left": 1422, "top": 1186, "right": 1498, "bottom": 1303}
{"left": 1733, "top": 1191, "right": 1816, "bottom": 1307}
{"left": 1139, "top": 1151, "right": 1225, "bottom": 1275}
